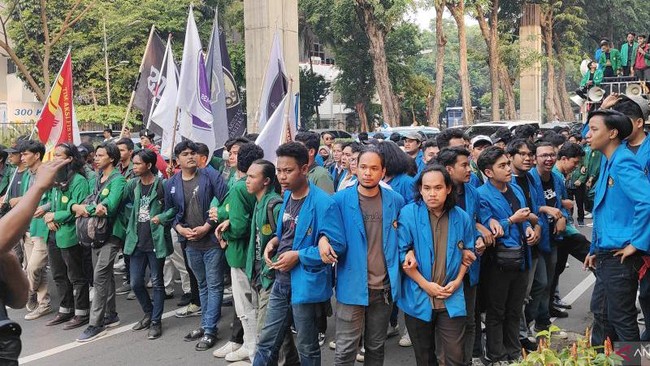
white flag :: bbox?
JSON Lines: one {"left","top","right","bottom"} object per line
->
{"left": 257, "top": 32, "right": 287, "bottom": 130}
{"left": 149, "top": 40, "right": 178, "bottom": 158}
{"left": 255, "top": 94, "right": 290, "bottom": 162}
{"left": 176, "top": 6, "right": 216, "bottom": 157}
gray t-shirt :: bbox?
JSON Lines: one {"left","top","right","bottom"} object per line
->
{"left": 359, "top": 192, "right": 387, "bottom": 289}
{"left": 275, "top": 196, "right": 305, "bottom": 284}
{"left": 183, "top": 174, "right": 212, "bottom": 250}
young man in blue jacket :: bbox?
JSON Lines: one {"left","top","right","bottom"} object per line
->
{"left": 254, "top": 142, "right": 345, "bottom": 366}
{"left": 330, "top": 146, "right": 405, "bottom": 365}
{"left": 164, "top": 140, "right": 228, "bottom": 351}
{"left": 584, "top": 109, "right": 650, "bottom": 347}
{"left": 477, "top": 146, "right": 539, "bottom": 364}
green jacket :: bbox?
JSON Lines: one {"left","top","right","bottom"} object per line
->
{"left": 570, "top": 151, "right": 588, "bottom": 185}
{"left": 122, "top": 177, "right": 177, "bottom": 259}
{"left": 584, "top": 147, "right": 602, "bottom": 184}
{"left": 621, "top": 42, "right": 639, "bottom": 67}
{"left": 220, "top": 176, "right": 256, "bottom": 268}
{"left": 245, "top": 190, "right": 282, "bottom": 290}
{"left": 86, "top": 168, "right": 127, "bottom": 240}
{"left": 50, "top": 173, "right": 90, "bottom": 248}
{"left": 117, "top": 161, "right": 134, "bottom": 180}
{"left": 308, "top": 164, "right": 334, "bottom": 195}
{"left": 599, "top": 48, "right": 622, "bottom": 72}
{"left": 0, "top": 164, "right": 15, "bottom": 196}
{"left": 580, "top": 69, "right": 603, "bottom": 88}
{"left": 22, "top": 170, "right": 49, "bottom": 238}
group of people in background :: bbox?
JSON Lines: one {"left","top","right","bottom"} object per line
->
{"left": 595, "top": 32, "right": 650, "bottom": 79}
{"left": 1, "top": 92, "right": 650, "bottom": 366}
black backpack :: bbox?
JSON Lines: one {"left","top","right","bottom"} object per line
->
{"left": 266, "top": 197, "right": 284, "bottom": 233}
{"left": 76, "top": 173, "right": 120, "bottom": 249}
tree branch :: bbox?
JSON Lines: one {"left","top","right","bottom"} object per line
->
{"left": 0, "top": 39, "right": 45, "bottom": 101}
{"left": 40, "top": 0, "right": 50, "bottom": 46}
{"left": 51, "top": 1, "right": 94, "bottom": 46}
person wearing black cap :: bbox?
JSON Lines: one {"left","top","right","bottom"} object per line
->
{"left": 583, "top": 109, "right": 650, "bottom": 347}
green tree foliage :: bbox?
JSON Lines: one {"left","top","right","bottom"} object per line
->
{"left": 299, "top": 67, "right": 331, "bottom": 128}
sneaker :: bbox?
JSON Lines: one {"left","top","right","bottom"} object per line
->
{"left": 520, "top": 337, "right": 537, "bottom": 352}
{"left": 116, "top": 282, "right": 131, "bottom": 295}
{"left": 213, "top": 341, "right": 242, "bottom": 358}
{"left": 471, "top": 358, "right": 484, "bottom": 366}
{"left": 148, "top": 322, "right": 162, "bottom": 340}
{"left": 104, "top": 313, "right": 120, "bottom": 328}
{"left": 387, "top": 324, "right": 400, "bottom": 338}
{"left": 318, "top": 332, "right": 326, "bottom": 347}
{"left": 196, "top": 334, "right": 217, "bottom": 351}
{"left": 586, "top": 222, "right": 593, "bottom": 227}
{"left": 126, "top": 291, "right": 136, "bottom": 300}
{"left": 553, "top": 297, "right": 572, "bottom": 310}
{"left": 550, "top": 307, "right": 569, "bottom": 318}
{"left": 399, "top": 331, "right": 412, "bottom": 347}
{"left": 77, "top": 325, "right": 106, "bottom": 342}
{"left": 175, "top": 303, "right": 201, "bottom": 318}
{"left": 24, "top": 304, "right": 53, "bottom": 320}
{"left": 63, "top": 315, "right": 89, "bottom": 330}
{"left": 551, "top": 330, "right": 569, "bottom": 339}
{"left": 113, "top": 254, "right": 125, "bottom": 271}
{"left": 225, "top": 346, "right": 251, "bottom": 362}
{"left": 577, "top": 220, "right": 585, "bottom": 227}
{"left": 356, "top": 347, "right": 365, "bottom": 362}
{"left": 329, "top": 341, "right": 336, "bottom": 350}
{"left": 584, "top": 212, "right": 593, "bottom": 219}
{"left": 25, "top": 293, "right": 37, "bottom": 312}
{"left": 177, "top": 293, "right": 192, "bottom": 307}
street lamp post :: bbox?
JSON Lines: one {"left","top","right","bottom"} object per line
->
{"left": 103, "top": 18, "right": 111, "bottom": 105}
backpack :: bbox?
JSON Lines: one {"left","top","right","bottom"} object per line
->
{"left": 76, "top": 173, "right": 120, "bottom": 249}
{"left": 266, "top": 197, "right": 284, "bottom": 233}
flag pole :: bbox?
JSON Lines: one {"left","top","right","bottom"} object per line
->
{"left": 165, "top": 107, "right": 180, "bottom": 177}
{"left": 254, "top": 30, "right": 282, "bottom": 131}
{"left": 120, "top": 25, "right": 156, "bottom": 138}
{"left": 283, "top": 77, "right": 294, "bottom": 143}
{"left": 145, "top": 33, "right": 172, "bottom": 130}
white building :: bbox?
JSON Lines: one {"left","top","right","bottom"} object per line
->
{"left": 0, "top": 56, "right": 41, "bottom": 124}
{"left": 299, "top": 60, "right": 352, "bottom": 130}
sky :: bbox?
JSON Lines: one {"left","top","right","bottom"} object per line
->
{"left": 408, "top": 7, "right": 478, "bottom": 30}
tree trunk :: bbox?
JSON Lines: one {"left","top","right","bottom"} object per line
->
{"left": 474, "top": 1, "right": 500, "bottom": 121}
{"left": 448, "top": 0, "right": 474, "bottom": 125}
{"left": 554, "top": 44, "right": 575, "bottom": 121}
{"left": 429, "top": 0, "right": 447, "bottom": 128}
{"left": 356, "top": 101, "right": 369, "bottom": 132}
{"left": 354, "top": 1, "right": 401, "bottom": 127}
{"left": 541, "top": 10, "right": 556, "bottom": 123}
{"left": 499, "top": 64, "right": 517, "bottom": 119}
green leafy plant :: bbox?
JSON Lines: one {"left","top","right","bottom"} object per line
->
{"left": 511, "top": 326, "right": 624, "bottom": 366}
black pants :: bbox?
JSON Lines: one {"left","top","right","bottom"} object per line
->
{"left": 484, "top": 260, "right": 529, "bottom": 362}
{"left": 231, "top": 311, "right": 244, "bottom": 344}
{"left": 181, "top": 242, "right": 201, "bottom": 307}
{"left": 567, "top": 185, "right": 586, "bottom": 222}
{"left": 47, "top": 232, "right": 89, "bottom": 314}
{"left": 405, "top": 310, "right": 465, "bottom": 366}
{"left": 82, "top": 245, "right": 93, "bottom": 287}
{"left": 551, "top": 234, "right": 590, "bottom": 300}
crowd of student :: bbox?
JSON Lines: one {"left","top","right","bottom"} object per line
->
{"left": 1, "top": 93, "right": 650, "bottom": 366}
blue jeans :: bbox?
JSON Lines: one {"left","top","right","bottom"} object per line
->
{"left": 591, "top": 253, "right": 642, "bottom": 346}
{"left": 254, "top": 281, "right": 321, "bottom": 366}
{"left": 129, "top": 249, "right": 165, "bottom": 323}
{"left": 185, "top": 246, "right": 225, "bottom": 336}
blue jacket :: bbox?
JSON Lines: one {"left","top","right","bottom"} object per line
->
{"left": 478, "top": 180, "right": 532, "bottom": 269}
{"left": 529, "top": 168, "right": 570, "bottom": 251}
{"left": 386, "top": 173, "right": 415, "bottom": 203}
{"left": 469, "top": 172, "right": 482, "bottom": 188}
{"left": 624, "top": 136, "right": 650, "bottom": 182}
{"left": 510, "top": 172, "right": 547, "bottom": 251}
{"left": 591, "top": 145, "right": 650, "bottom": 253}
{"left": 397, "top": 203, "right": 474, "bottom": 320}
{"left": 164, "top": 168, "right": 228, "bottom": 244}
{"left": 276, "top": 182, "right": 346, "bottom": 304}
{"left": 415, "top": 150, "right": 425, "bottom": 173}
{"left": 333, "top": 183, "right": 405, "bottom": 306}
{"left": 461, "top": 183, "right": 487, "bottom": 286}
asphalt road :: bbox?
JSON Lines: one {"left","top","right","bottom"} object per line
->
{"left": 11, "top": 224, "right": 602, "bottom": 365}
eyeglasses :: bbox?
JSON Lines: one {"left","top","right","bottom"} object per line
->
{"left": 538, "top": 153, "right": 557, "bottom": 160}
{"left": 516, "top": 151, "right": 535, "bottom": 158}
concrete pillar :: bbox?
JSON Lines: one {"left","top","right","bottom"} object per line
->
{"left": 244, "top": 0, "right": 299, "bottom": 133}
{"left": 519, "top": 4, "right": 542, "bottom": 122}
